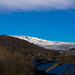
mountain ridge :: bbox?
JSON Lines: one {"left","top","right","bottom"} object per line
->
{"left": 11, "top": 35, "right": 75, "bottom": 50}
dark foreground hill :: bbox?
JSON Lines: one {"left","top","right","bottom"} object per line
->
{"left": 0, "top": 35, "right": 75, "bottom": 75}
{"left": 0, "top": 35, "right": 60, "bottom": 75}
{"left": 0, "top": 35, "right": 60, "bottom": 59}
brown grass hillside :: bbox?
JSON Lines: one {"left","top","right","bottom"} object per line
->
{"left": 0, "top": 35, "right": 60, "bottom": 75}
{"left": 0, "top": 35, "right": 74, "bottom": 75}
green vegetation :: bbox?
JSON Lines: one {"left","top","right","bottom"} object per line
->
{"left": 0, "top": 35, "right": 75, "bottom": 75}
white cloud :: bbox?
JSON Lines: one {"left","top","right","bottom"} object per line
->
{"left": 0, "top": 0, "right": 75, "bottom": 13}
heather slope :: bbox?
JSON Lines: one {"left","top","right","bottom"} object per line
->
{"left": 0, "top": 35, "right": 60, "bottom": 75}
{"left": 0, "top": 35, "right": 75, "bottom": 75}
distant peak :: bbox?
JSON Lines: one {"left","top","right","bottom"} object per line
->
{"left": 11, "top": 35, "right": 75, "bottom": 50}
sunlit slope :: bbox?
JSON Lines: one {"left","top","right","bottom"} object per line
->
{"left": 12, "top": 35, "right": 75, "bottom": 50}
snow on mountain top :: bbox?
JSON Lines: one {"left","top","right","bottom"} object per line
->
{"left": 11, "top": 35, "right": 75, "bottom": 50}
{"left": 11, "top": 35, "right": 54, "bottom": 45}
{"left": 11, "top": 35, "right": 75, "bottom": 44}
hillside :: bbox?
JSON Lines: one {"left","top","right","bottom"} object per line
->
{"left": 0, "top": 35, "right": 60, "bottom": 75}
{"left": 0, "top": 35, "right": 60, "bottom": 58}
{"left": 12, "top": 35, "right": 75, "bottom": 50}
{"left": 0, "top": 35, "right": 75, "bottom": 75}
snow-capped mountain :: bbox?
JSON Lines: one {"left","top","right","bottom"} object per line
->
{"left": 11, "top": 35, "right": 75, "bottom": 50}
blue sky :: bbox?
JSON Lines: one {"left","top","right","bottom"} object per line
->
{"left": 0, "top": 0, "right": 75, "bottom": 42}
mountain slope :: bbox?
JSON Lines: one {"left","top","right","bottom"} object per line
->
{"left": 0, "top": 35, "right": 59, "bottom": 59}
{"left": 0, "top": 35, "right": 61, "bottom": 75}
{"left": 11, "top": 35, "right": 75, "bottom": 50}
{"left": 0, "top": 35, "right": 75, "bottom": 75}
